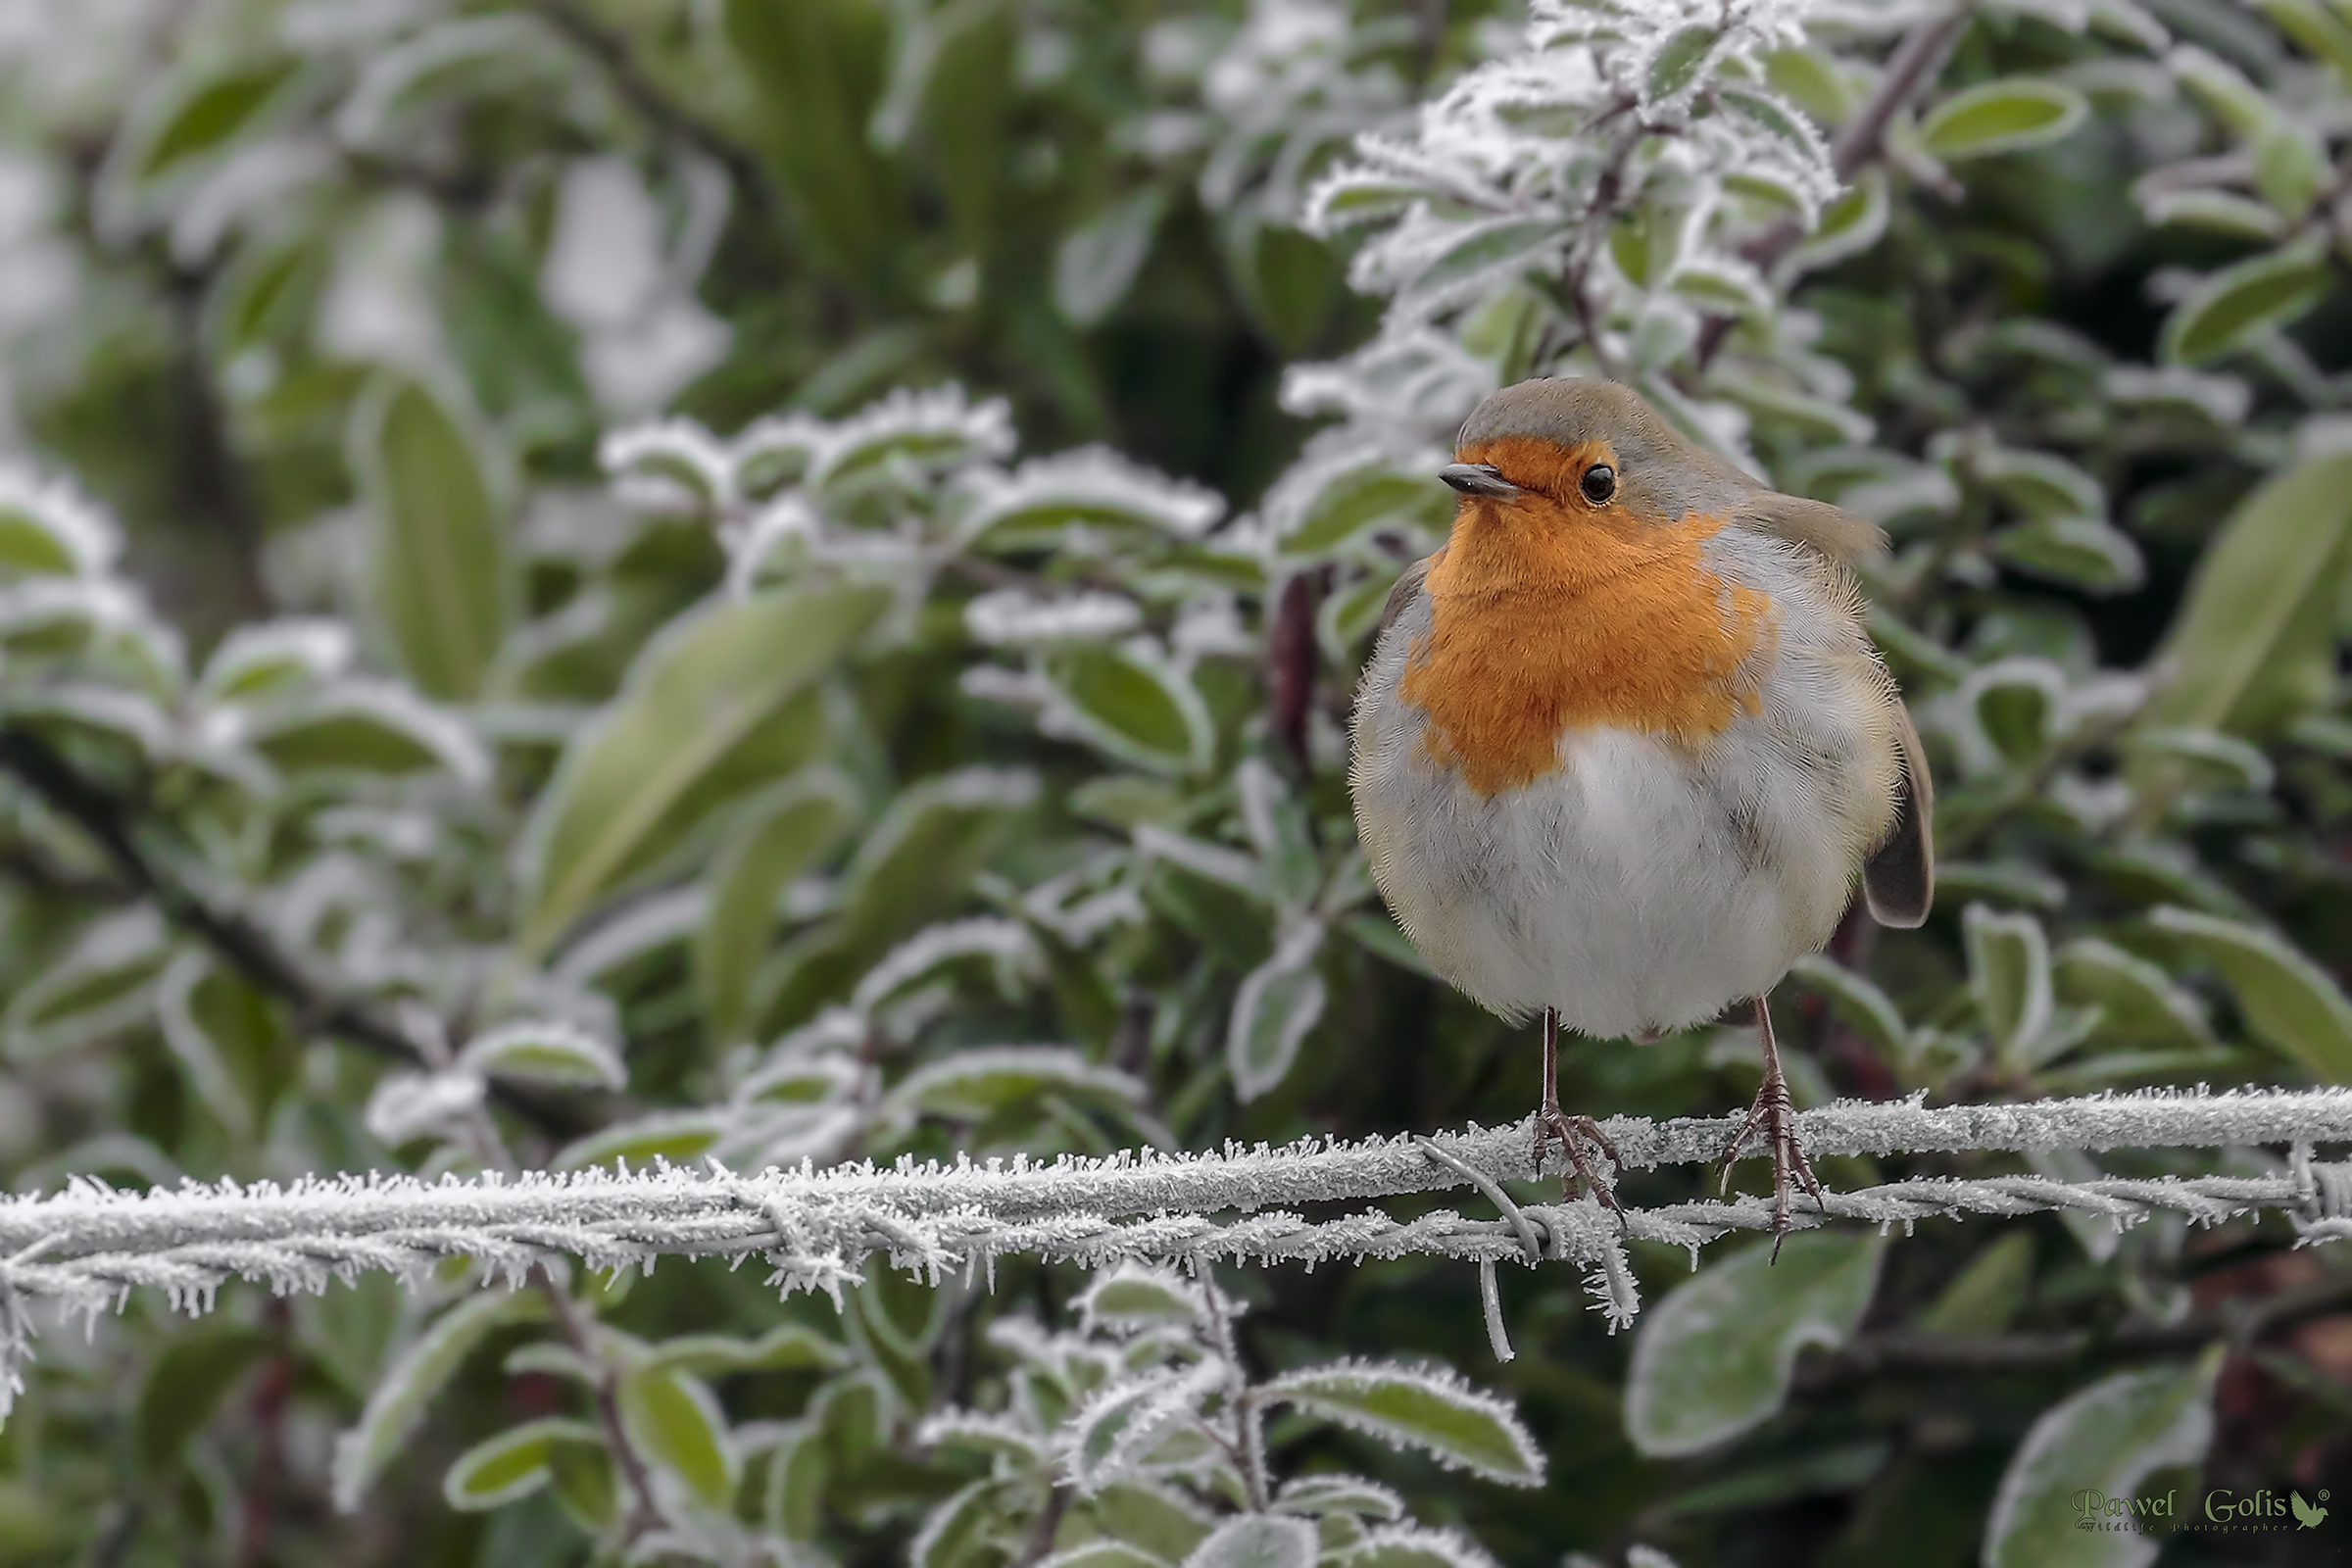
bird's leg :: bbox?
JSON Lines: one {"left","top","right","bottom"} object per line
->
{"left": 1715, "top": 994, "right": 1823, "bottom": 1259}
{"left": 1533, "top": 1006, "right": 1623, "bottom": 1220}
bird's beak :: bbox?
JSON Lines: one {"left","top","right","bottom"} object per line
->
{"left": 1438, "top": 463, "right": 1519, "bottom": 500}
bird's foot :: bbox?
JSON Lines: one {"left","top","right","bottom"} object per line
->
{"left": 1534, "top": 1104, "right": 1625, "bottom": 1227}
{"left": 1715, "top": 1070, "right": 1823, "bottom": 1260}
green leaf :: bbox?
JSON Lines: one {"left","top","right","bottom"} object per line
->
{"left": 243, "top": 683, "right": 488, "bottom": 782}
{"left": 5, "top": 907, "right": 172, "bottom": 1060}
{"left": 696, "top": 774, "right": 859, "bottom": 1046}
{"left": 1646, "top": 25, "right": 1722, "bottom": 99}
{"left": 1984, "top": 514, "right": 2154, "bottom": 594}
{"left": 2054, "top": 938, "right": 2217, "bottom": 1051}
{"left": 1964, "top": 659, "right": 2064, "bottom": 764}
{"left": 1261, "top": 1361, "right": 1544, "bottom": 1487}
{"left": 1784, "top": 955, "right": 1911, "bottom": 1064}
{"left": 1068, "top": 1361, "right": 1227, "bottom": 1494}
{"left": 1966, "top": 904, "right": 2054, "bottom": 1067}
{"left": 1763, "top": 46, "right": 1853, "bottom": 124}
{"left": 1919, "top": 78, "right": 2089, "bottom": 160}
{"left": 331, "top": 1290, "right": 547, "bottom": 1511}
{"left": 1182, "top": 1516, "right": 1317, "bottom": 1568}
{"left": 1042, "top": 1544, "right": 1172, "bottom": 1568}
{"left": 1625, "top": 1232, "right": 1884, "bottom": 1456}
{"left": 883, "top": 1046, "right": 1146, "bottom": 1123}
{"left": 0, "top": 484, "right": 102, "bottom": 577}
{"left": 1228, "top": 920, "right": 1327, "bottom": 1102}
{"left": 2137, "top": 442, "right": 2352, "bottom": 740}
{"left": 2260, "top": 0, "right": 2352, "bottom": 80}
{"left": 1076, "top": 1265, "right": 1202, "bottom": 1336}
{"left": 139, "top": 1326, "right": 274, "bottom": 1472}
{"left": 723, "top": 0, "right": 899, "bottom": 281}
{"left": 2123, "top": 727, "right": 2274, "bottom": 794}
{"left": 619, "top": 1366, "right": 738, "bottom": 1511}
{"left": 2160, "top": 242, "right": 2333, "bottom": 365}
{"left": 1057, "top": 189, "right": 1167, "bottom": 328}
{"left": 157, "top": 953, "right": 292, "bottom": 1136}
{"left": 1279, "top": 468, "right": 1447, "bottom": 560}
{"left": 1718, "top": 85, "right": 1826, "bottom": 163}
{"left": 442, "top": 1419, "right": 603, "bottom": 1512}
{"left": 336, "top": 17, "right": 576, "bottom": 151}
{"left": 1413, "top": 220, "right": 1559, "bottom": 298}
{"left": 2139, "top": 188, "right": 2287, "bottom": 240}
{"left": 911, "top": 1478, "right": 1014, "bottom": 1568}
{"left": 120, "top": 57, "right": 298, "bottom": 188}
{"left": 349, "top": 373, "right": 510, "bottom": 702}
{"left": 1271, "top": 1475, "right": 1405, "bottom": 1521}
{"left": 2147, "top": 906, "right": 2352, "bottom": 1079}
{"left": 835, "top": 766, "right": 1040, "bottom": 955}
{"left": 518, "top": 585, "right": 885, "bottom": 955}
{"left": 1983, "top": 1348, "right": 2221, "bottom": 1568}
{"left": 1974, "top": 446, "right": 2105, "bottom": 520}
{"left": 1789, "top": 167, "right": 1888, "bottom": 272}
{"left": 549, "top": 1441, "right": 617, "bottom": 1533}
{"left": 555, "top": 1109, "right": 728, "bottom": 1171}
{"left": 1087, "top": 1483, "right": 1212, "bottom": 1562}
{"left": 1041, "top": 646, "right": 1209, "bottom": 772}
{"left": 1914, "top": 1234, "right": 2034, "bottom": 1337}
{"left": 458, "top": 1020, "right": 626, "bottom": 1091}
{"left": 650, "top": 1325, "right": 851, "bottom": 1377}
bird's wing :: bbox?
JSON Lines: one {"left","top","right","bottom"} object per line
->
{"left": 1375, "top": 553, "right": 1437, "bottom": 641}
{"left": 2294, "top": 1494, "right": 2323, "bottom": 1527}
{"left": 1864, "top": 699, "right": 1935, "bottom": 928}
{"left": 1733, "top": 492, "right": 1887, "bottom": 563}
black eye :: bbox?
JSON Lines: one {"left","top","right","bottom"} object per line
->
{"left": 1580, "top": 465, "right": 1617, "bottom": 504}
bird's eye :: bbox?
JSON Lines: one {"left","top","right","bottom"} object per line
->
{"left": 1580, "top": 465, "right": 1617, "bottom": 504}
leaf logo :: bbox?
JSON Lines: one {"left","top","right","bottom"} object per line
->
{"left": 2293, "top": 1491, "right": 2328, "bottom": 1530}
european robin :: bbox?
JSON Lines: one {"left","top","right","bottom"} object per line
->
{"left": 1348, "top": 377, "right": 1934, "bottom": 1245}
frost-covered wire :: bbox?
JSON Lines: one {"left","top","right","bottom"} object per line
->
{"left": 0, "top": 1086, "right": 2344, "bottom": 1396}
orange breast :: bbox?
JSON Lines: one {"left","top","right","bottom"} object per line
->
{"left": 1397, "top": 439, "right": 1772, "bottom": 798}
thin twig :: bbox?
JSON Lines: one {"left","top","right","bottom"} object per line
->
{"left": 1200, "top": 1278, "right": 1270, "bottom": 1513}
{"left": 0, "top": 726, "right": 570, "bottom": 1136}
{"left": 542, "top": 1273, "right": 666, "bottom": 1544}
{"left": 0, "top": 727, "right": 423, "bottom": 1067}
{"left": 1697, "top": 5, "right": 1974, "bottom": 368}
{"left": 1825, "top": 8, "right": 1975, "bottom": 186}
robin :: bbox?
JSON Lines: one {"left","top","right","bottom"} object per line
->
{"left": 1348, "top": 376, "right": 1933, "bottom": 1244}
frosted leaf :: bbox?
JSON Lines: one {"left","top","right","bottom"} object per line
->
{"left": 198, "top": 618, "right": 355, "bottom": 700}
{"left": 805, "top": 386, "right": 1016, "bottom": 493}
{"left": 0, "top": 464, "right": 121, "bottom": 576}
{"left": 1169, "top": 594, "right": 1257, "bottom": 660}
{"left": 851, "top": 918, "right": 1038, "bottom": 1013}
{"left": 458, "top": 1020, "right": 627, "bottom": 1092}
{"left": 1075, "top": 1264, "right": 1206, "bottom": 1337}
{"left": 600, "top": 416, "right": 737, "bottom": 512}
{"left": 958, "top": 447, "right": 1226, "bottom": 545}
{"left": 965, "top": 589, "right": 1145, "bottom": 648}
{"left": 363, "top": 1069, "right": 488, "bottom": 1147}
{"left": 1064, "top": 1357, "right": 1231, "bottom": 1494}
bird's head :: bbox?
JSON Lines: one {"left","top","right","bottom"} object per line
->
{"left": 1437, "top": 377, "right": 1756, "bottom": 534}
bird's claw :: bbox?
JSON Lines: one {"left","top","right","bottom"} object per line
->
{"left": 1715, "top": 1070, "right": 1823, "bottom": 1260}
{"left": 1534, "top": 1105, "right": 1626, "bottom": 1230}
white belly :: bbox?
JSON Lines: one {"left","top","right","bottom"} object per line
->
{"left": 1352, "top": 722, "right": 1863, "bottom": 1037}
{"left": 1348, "top": 539, "right": 1900, "bottom": 1040}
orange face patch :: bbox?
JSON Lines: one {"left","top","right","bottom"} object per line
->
{"left": 1396, "top": 436, "right": 1772, "bottom": 797}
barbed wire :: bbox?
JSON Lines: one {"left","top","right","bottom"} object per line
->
{"left": 0, "top": 1086, "right": 2348, "bottom": 1400}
